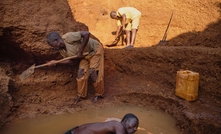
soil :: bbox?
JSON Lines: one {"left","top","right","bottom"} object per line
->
{"left": 0, "top": 0, "right": 221, "bottom": 134}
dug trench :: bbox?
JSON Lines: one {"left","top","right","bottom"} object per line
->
{"left": 1, "top": 46, "right": 221, "bottom": 133}
{"left": 0, "top": 0, "right": 221, "bottom": 133}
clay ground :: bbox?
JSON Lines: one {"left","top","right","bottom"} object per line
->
{"left": 0, "top": 0, "right": 221, "bottom": 134}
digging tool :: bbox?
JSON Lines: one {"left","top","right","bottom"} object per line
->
{"left": 158, "top": 11, "right": 173, "bottom": 45}
{"left": 19, "top": 52, "right": 89, "bottom": 80}
{"left": 106, "top": 28, "right": 123, "bottom": 47}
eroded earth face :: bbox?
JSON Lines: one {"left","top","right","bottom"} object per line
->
{"left": 0, "top": 0, "right": 221, "bottom": 133}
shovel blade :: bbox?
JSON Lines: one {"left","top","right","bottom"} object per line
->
{"left": 158, "top": 40, "right": 169, "bottom": 45}
{"left": 106, "top": 43, "right": 117, "bottom": 47}
{"left": 19, "top": 64, "right": 36, "bottom": 80}
{"left": 106, "top": 39, "right": 119, "bottom": 47}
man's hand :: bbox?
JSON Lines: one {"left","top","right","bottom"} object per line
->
{"left": 114, "top": 36, "right": 119, "bottom": 40}
{"left": 122, "top": 26, "right": 126, "bottom": 31}
{"left": 77, "top": 52, "right": 84, "bottom": 58}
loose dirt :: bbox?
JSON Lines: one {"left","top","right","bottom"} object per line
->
{"left": 0, "top": 0, "right": 221, "bottom": 133}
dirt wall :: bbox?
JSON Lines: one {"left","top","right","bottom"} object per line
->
{"left": 0, "top": 0, "right": 220, "bottom": 61}
{"left": 0, "top": 65, "right": 13, "bottom": 127}
{"left": 0, "top": 0, "right": 88, "bottom": 61}
{"left": 68, "top": 0, "right": 221, "bottom": 47}
{"left": 0, "top": 0, "right": 221, "bottom": 133}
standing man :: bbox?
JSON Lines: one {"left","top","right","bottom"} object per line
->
{"left": 46, "top": 31, "right": 104, "bottom": 104}
{"left": 110, "top": 7, "right": 141, "bottom": 48}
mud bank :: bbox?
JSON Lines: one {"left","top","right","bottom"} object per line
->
{"left": 1, "top": 46, "right": 221, "bottom": 133}
{"left": 0, "top": 0, "right": 221, "bottom": 133}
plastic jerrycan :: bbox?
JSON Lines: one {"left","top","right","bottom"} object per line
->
{"left": 175, "top": 70, "right": 199, "bottom": 101}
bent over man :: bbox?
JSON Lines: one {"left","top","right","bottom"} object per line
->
{"left": 110, "top": 7, "right": 141, "bottom": 48}
{"left": 46, "top": 31, "right": 104, "bottom": 104}
{"left": 65, "top": 113, "right": 139, "bottom": 134}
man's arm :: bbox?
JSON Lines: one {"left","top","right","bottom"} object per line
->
{"left": 78, "top": 31, "right": 90, "bottom": 58}
{"left": 121, "top": 14, "right": 126, "bottom": 30}
{"left": 115, "top": 26, "right": 122, "bottom": 39}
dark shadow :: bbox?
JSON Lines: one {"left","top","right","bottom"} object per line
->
{"left": 0, "top": 0, "right": 102, "bottom": 64}
{"left": 0, "top": 27, "right": 33, "bottom": 62}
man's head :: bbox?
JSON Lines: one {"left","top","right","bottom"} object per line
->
{"left": 121, "top": 113, "right": 139, "bottom": 134}
{"left": 46, "top": 31, "right": 65, "bottom": 50}
{"left": 110, "top": 11, "right": 118, "bottom": 19}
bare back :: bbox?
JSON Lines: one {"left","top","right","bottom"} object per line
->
{"left": 73, "top": 121, "right": 126, "bottom": 134}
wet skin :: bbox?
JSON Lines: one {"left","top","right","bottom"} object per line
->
{"left": 71, "top": 118, "right": 139, "bottom": 134}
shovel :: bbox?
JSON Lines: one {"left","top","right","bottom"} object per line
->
{"left": 106, "top": 28, "right": 123, "bottom": 47}
{"left": 158, "top": 11, "right": 173, "bottom": 45}
{"left": 19, "top": 52, "right": 89, "bottom": 80}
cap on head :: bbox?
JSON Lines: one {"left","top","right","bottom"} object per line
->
{"left": 46, "top": 31, "right": 61, "bottom": 45}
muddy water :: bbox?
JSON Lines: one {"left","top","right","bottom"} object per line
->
{"left": 0, "top": 104, "right": 182, "bottom": 134}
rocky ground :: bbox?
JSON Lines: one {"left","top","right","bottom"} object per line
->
{"left": 0, "top": 0, "right": 221, "bottom": 133}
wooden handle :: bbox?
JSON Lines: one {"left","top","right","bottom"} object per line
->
{"left": 162, "top": 11, "right": 173, "bottom": 41}
{"left": 35, "top": 52, "right": 89, "bottom": 68}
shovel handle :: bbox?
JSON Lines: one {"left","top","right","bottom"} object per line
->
{"left": 35, "top": 52, "right": 89, "bottom": 68}
{"left": 162, "top": 11, "right": 173, "bottom": 41}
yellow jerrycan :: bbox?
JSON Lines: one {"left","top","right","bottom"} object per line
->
{"left": 175, "top": 70, "right": 199, "bottom": 101}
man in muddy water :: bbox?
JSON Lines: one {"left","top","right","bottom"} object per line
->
{"left": 110, "top": 7, "right": 141, "bottom": 48}
{"left": 46, "top": 31, "right": 104, "bottom": 104}
{"left": 65, "top": 113, "right": 139, "bottom": 134}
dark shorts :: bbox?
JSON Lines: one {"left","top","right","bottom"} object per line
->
{"left": 64, "top": 126, "right": 78, "bottom": 134}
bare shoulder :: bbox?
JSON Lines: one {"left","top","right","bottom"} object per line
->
{"left": 101, "top": 121, "right": 124, "bottom": 130}
{"left": 106, "top": 120, "right": 122, "bottom": 124}
{"left": 105, "top": 121, "right": 125, "bottom": 130}
{"left": 105, "top": 118, "right": 121, "bottom": 122}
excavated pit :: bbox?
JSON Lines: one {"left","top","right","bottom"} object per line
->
{"left": 0, "top": 0, "right": 221, "bottom": 133}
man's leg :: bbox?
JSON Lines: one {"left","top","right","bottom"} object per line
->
{"left": 125, "top": 23, "right": 132, "bottom": 47}
{"left": 74, "top": 59, "right": 89, "bottom": 104}
{"left": 130, "top": 15, "right": 141, "bottom": 47}
{"left": 130, "top": 29, "right": 138, "bottom": 47}
{"left": 89, "top": 43, "right": 104, "bottom": 102}
{"left": 91, "top": 80, "right": 104, "bottom": 102}
{"left": 125, "top": 30, "right": 131, "bottom": 47}
{"left": 90, "top": 68, "right": 104, "bottom": 102}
